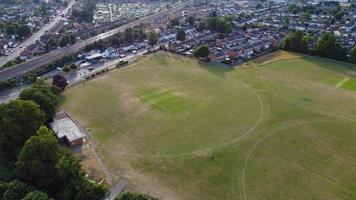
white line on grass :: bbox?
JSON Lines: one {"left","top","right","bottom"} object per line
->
{"left": 335, "top": 77, "right": 350, "bottom": 88}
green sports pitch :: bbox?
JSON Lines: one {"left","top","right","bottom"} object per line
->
{"left": 63, "top": 51, "right": 356, "bottom": 200}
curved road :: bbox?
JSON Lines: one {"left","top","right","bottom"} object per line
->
{"left": 0, "top": 2, "right": 189, "bottom": 82}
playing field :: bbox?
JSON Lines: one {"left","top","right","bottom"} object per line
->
{"left": 63, "top": 51, "right": 356, "bottom": 200}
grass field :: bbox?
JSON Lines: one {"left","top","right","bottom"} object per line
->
{"left": 63, "top": 51, "right": 356, "bottom": 200}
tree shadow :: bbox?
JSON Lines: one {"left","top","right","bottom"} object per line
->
{"left": 302, "top": 56, "right": 356, "bottom": 78}
{"left": 197, "top": 61, "right": 234, "bottom": 78}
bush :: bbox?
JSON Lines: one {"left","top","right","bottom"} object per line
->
{"left": 70, "top": 63, "right": 78, "bottom": 70}
{"left": 63, "top": 65, "right": 71, "bottom": 72}
{"left": 194, "top": 45, "right": 210, "bottom": 58}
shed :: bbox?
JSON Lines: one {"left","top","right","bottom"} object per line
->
{"left": 49, "top": 111, "right": 85, "bottom": 147}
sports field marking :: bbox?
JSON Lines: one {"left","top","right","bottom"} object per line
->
{"left": 335, "top": 77, "right": 350, "bottom": 88}
{"left": 241, "top": 119, "right": 356, "bottom": 200}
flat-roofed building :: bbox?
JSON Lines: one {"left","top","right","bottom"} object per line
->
{"left": 49, "top": 111, "right": 85, "bottom": 147}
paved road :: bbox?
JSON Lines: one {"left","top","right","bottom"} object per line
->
{"left": 0, "top": 0, "right": 76, "bottom": 66}
{"left": 0, "top": 2, "right": 190, "bottom": 82}
{"left": 106, "top": 178, "right": 129, "bottom": 200}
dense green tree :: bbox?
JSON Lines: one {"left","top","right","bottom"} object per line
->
{"left": 124, "top": 28, "right": 133, "bottom": 43}
{"left": 47, "top": 38, "right": 58, "bottom": 50}
{"left": 115, "top": 191, "right": 157, "bottom": 200}
{"left": 15, "top": 126, "right": 60, "bottom": 189}
{"left": 56, "top": 153, "right": 108, "bottom": 200}
{"left": 0, "top": 100, "right": 45, "bottom": 158}
{"left": 194, "top": 45, "right": 210, "bottom": 58}
{"left": 63, "top": 65, "right": 71, "bottom": 72}
{"left": 168, "top": 18, "right": 180, "bottom": 28}
{"left": 23, "top": 191, "right": 50, "bottom": 200}
{"left": 315, "top": 32, "right": 347, "bottom": 61}
{"left": 283, "top": 17, "right": 290, "bottom": 28}
{"left": 147, "top": 30, "right": 158, "bottom": 46}
{"left": 280, "top": 30, "right": 306, "bottom": 52}
{"left": 17, "top": 25, "right": 32, "bottom": 38}
{"left": 5, "top": 22, "right": 19, "bottom": 35}
{"left": 69, "top": 34, "right": 76, "bottom": 44}
{"left": 198, "top": 19, "right": 208, "bottom": 30}
{"left": 19, "top": 82, "right": 58, "bottom": 120}
{"left": 349, "top": 46, "right": 356, "bottom": 64}
{"left": 59, "top": 35, "right": 70, "bottom": 47}
{"left": 176, "top": 29, "right": 186, "bottom": 41}
{"left": 300, "top": 12, "right": 311, "bottom": 23}
{"left": 287, "top": 4, "right": 300, "bottom": 14}
{"left": 70, "top": 63, "right": 78, "bottom": 70}
{"left": 199, "top": 16, "right": 234, "bottom": 34}
{"left": 2, "top": 180, "right": 34, "bottom": 200}
{"left": 301, "top": 35, "right": 312, "bottom": 53}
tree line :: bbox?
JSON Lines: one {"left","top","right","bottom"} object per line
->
{"left": 0, "top": 80, "right": 108, "bottom": 200}
{"left": 281, "top": 30, "right": 356, "bottom": 64}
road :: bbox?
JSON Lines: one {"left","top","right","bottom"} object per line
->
{"left": 0, "top": 0, "right": 76, "bottom": 66}
{"left": 0, "top": 2, "right": 190, "bottom": 82}
{"left": 105, "top": 178, "right": 129, "bottom": 200}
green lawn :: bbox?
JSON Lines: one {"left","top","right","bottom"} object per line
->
{"left": 342, "top": 79, "right": 356, "bottom": 91}
{"left": 63, "top": 51, "right": 356, "bottom": 200}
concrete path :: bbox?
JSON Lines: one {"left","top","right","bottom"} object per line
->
{"left": 106, "top": 178, "right": 129, "bottom": 200}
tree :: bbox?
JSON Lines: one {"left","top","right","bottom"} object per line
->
{"left": 349, "top": 46, "right": 356, "bottom": 64}
{"left": 48, "top": 38, "right": 58, "bottom": 50}
{"left": 315, "top": 32, "right": 347, "bottom": 61}
{"left": 63, "top": 65, "right": 71, "bottom": 72}
{"left": 23, "top": 191, "right": 50, "bottom": 200}
{"left": 0, "top": 100, "right": 45, "bottom": 158}
{"left": 15, "top": 126, "right": 60, "bottom": 189}
{"left": 115, "top": 191, "right": 157, "bottom": 200}
{"left": 19, "top": 82, "right": 59, "bottom": 120}
{"left": 301, "top": 34, "right": 312, "bottom": 53}
{"left": 186, "top": 16, "right": 195, "bottom": 26}
{"left": 280, "top": 30, "right": 305, "bottom": 52}
{"left": 59, "top": 35, "right": 70, "bottom": 47}
{"left": 287, "top": 4, "right": 300, "bottom": 14}
{"left": 283, "top": 17, "right": 289, "bottom": 27}
{"left": 176, "top": 29, "right": 186, "bottom": 41}
{"left": 56, "top": 153, "right": 108, "bottom": 200}
{"left": 17, "top": 25, "right": 32, "bottom": 38}
{"left": 168, "top": 18, "right": 180, "bottom": 28}
{"left": 194, "top": 45, "right": 210, "bottom": 58}
{"left": 70, "top": 63, "right": 78, "bottom": 70}
{"left": 147, "top": 30, "right": 158, "bottom": 46}
{"left": 300, "top": 12, "right": 311, "bottom": 23}
{"left": 69, "top": 34, "right": 76, "bottom": 44}
{"left": 124, "top": 28, "right": 133, "bottom": 43}
{"left": 2, "top": 180, "right": 34, "bottom": 200}
{"left": 52, "top": 74, "right": 68, "bottom": 90}
{"left": 198, "top": 19, "right": 208, "bottom": 30}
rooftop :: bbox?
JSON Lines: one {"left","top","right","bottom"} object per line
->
{"left": 49, "top": 111, "right": 85, "bottom": 143}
